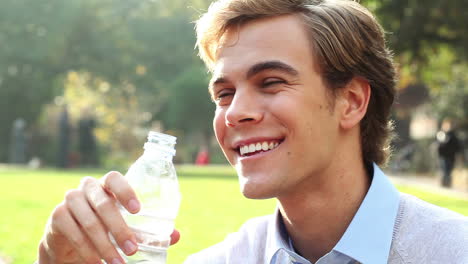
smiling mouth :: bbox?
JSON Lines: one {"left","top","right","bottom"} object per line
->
{"left": 238, "top": 140, "right": 283, "bottom": 157}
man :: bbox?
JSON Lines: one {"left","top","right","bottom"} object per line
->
{"left": 436, "top": 119, "right": 462, "bottom": 187}
{"left": 38, "top": 0, "right": 467, "bottom": 263}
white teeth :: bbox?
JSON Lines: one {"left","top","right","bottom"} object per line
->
{"left": 249, "top": 144, "right": 256, "bottom": 152}
{"left": 255, "top": 143, "right": 262, "bottom": 151}
{"left": 239, "top": 141, "right": 281, "bottom": 156}
{"left": 243, "top": 145, "right": 249, "bottom": 155}
{"left": 269, "top": 142, "right": 274, "bottom": 150}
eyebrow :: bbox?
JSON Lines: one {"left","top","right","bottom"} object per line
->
{"left": 208, "top": 76, "right": 228, "bottom": 96}
{"left": 246, "top": 60, "right": 299, "bottom": 79}
{"left": 209, "top": 60, "right": 299, "bottom": 94}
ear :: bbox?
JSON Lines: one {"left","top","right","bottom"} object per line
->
{"left": 338, "top": 77, "right": 370, "bottom": 130}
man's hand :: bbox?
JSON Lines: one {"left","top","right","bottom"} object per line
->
{"left": 37, "top": 171, "right": 180, "bottom": 264}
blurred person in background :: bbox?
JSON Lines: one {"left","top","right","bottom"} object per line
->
{"left": 436, "top": 119, "right": 462, "bottom": 187}
{"left": 78, "top": 107, "right": 98, "bottom": 167}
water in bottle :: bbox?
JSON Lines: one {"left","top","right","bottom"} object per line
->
{"left": 116, "top": 131, "right": 181, "bottom": 264}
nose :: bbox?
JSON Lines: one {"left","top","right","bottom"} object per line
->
{"left": 225, "top": 89, "right": 263, "bottom": 127}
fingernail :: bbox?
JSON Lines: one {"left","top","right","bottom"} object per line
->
{"left": 111, "top": 258, "right": 123, "bottom": 264}
{"left": 123, "top": 240, "right": 137, "bottom": 255}
{"left": 128, "top": 199, "right": 140, "bottom": 212}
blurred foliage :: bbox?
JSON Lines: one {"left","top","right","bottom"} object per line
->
{"left": 64, "top": 71, "right": 147, "bottom": 168}
{"left": 0, "top": 0, "right": 214, "bottom": 164}
{"left": 362, "top": 0, "right": 468, "bottom": 113}
{"left": 163, "top": 65, "right": 214, "bottom": 142}
{"left": 363, "top": 0, "right": 468, "bottom": 167}
{"left": 363, "top": 0, "right": 468, "bottom": 64}
{"left": 421, "top": 48, "right": 468, "bottom": 123}
{"left": 0, "top": 0, "right": 466, "bottom": 166}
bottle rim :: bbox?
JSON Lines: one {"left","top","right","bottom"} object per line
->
{"left": 148, "top": 131, "right": 177, "bottom": 144}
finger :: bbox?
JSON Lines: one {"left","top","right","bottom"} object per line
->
{"left": 48, "top": 202, "right": 102, "bottom": 264}
{"left": 80, "top": 177, "right": 138, "bottom": 256}
{"left": 100, "top": 171, "right": 141, "bottom": 214}
{"left": 170, "top": 229, "right": 180, "bottom": 245}
{"left": 65, "top": 189, "right": 125, "bottom": 264}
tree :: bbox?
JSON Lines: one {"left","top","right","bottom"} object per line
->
{"left": 359, "top": 0, "right": 468, "bottom": 170}
{"left": 159, "top": 64, "right": 214, "bottom": 160}
{"left": 0, "top": 0, "right": 208, "bottom": 163}
{"left": 422, "top": 49, "right": 468, "bottom": 123}
{"left": 363, "top": 0, "right": 468, "bottom": 65}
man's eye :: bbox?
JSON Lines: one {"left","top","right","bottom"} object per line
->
{"left": 262, "top": 78, "right": 285, "bottom": 87}
{"left": 217, "top": 92, "right": 233, "bottom": 98}
{"left": 214, "top": 89, "right": 235, "bottom": 104}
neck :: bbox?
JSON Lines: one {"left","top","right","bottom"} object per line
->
{"left": 277, "top": 146, "right": 371, "bottom": 262}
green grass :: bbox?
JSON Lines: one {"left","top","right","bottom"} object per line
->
{"left": 0, "top": 165, "right": 466, "bottom": 264}
{"left": 395, "top": 185, "right": 468, "bottom": 215}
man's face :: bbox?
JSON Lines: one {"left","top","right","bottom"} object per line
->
{"left": 210, "top": 15, "right": 341, "bottom": 199}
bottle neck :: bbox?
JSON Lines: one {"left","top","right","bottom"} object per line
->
{"left": 143, "top": 142, "right": 175, "bottom": 162}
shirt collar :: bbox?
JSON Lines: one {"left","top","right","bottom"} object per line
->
{"left": 266, "top": 208, "right": 291, "bottom": 262}
{"left": 267, "top": 210, "right": 312, "bottom": 263}
{"left": 266, "top": 163, "right": 400, "bottom": 264}
{"left": 334, "top": 163, "right": 400, "bottom": 263}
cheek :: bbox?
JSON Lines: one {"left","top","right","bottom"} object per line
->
{"left": 213, "top": 108, "right": 226, "bottom": 146}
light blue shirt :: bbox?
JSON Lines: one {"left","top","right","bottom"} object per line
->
{"left": 269, "top": 164, "right": 400, "bottom": 264}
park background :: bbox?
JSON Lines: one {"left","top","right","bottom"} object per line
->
{"left": 0, "top": 0, "right": 467, "bottom": 263}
